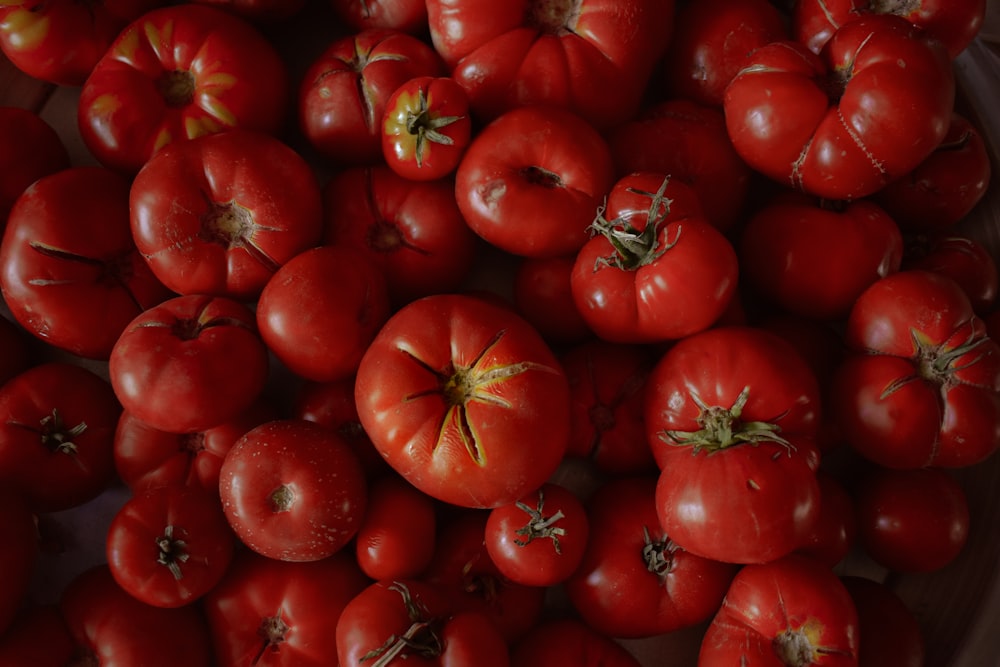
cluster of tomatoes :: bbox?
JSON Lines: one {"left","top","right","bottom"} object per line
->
{"left": 0, "top": 0, "right": 996, "bottom": 665}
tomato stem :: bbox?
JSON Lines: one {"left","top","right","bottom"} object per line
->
{"left": 360, "top": 582, "right": 442, "bottom": 666}
{"left": 661, "top": 386, "right": 793, "bottom": 453}
{"left": 513, "top": 488, "right": 567, "bottom": 553}
{"left": 641, "top": 525, "right": 676, "bottom": 578}
{"left": 589, "top": 176, "right": 680, "bottom": 272}
{"left": 155, "top": 525, "right": 189, "bottom": 581}
{"left": 38, "top": 408, "right": 87, "bottom": 456}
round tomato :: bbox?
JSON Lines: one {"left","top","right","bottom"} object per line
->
{"left": 841, "top": 575, "right": 925, "bottom": 667}
{"left": 902, "top": 232, "right": 998, "bottom": 315}
{"left": 511, "top": 255, "right": 593, "bottom": 345}
{"left": 355, "top": 473, "right": 438, "bottom": 581}
{"left": 328, "top": 0, "right": 428, "bottom": 34}
{"left": 0, "top": 106, "right": 69, "bottom": 226}
{"left": 794, "top": 471, "right": 857, "bottom": 569}
{"left": 509, "top": 617, "right": 643, "bottom": 667}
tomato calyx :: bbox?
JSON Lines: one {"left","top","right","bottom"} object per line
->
{"left": 771, "top": 622, "right": 853, "bottom": 667}
{"left": 641, "top": 525, "right": 676, "bottom": 578}
{"left": 526, "top": 0, "right": 581, "bottom": 35}
{"left": 156, "top": 70, "right": 196, "bottom": 108}
{"left": 361, "top": 582, "right": 443, "bottom": 666}
{"left": 881, "top": 328, "right": 990, "bottom": 398}
{"left": 268, "top": 484, "right": 295, "bottom": 512}
{"left": 252, "top": 612, "right": 290, "bottom": 666}
{"left": 10, "top": 408, "right": 88, "bottom": 456}
{"left": 200, "top": 198, "right": 281, "bottom": 272}
{"left": 405, "top": 87, "right": 463, "bottom": 168}
{"left": 870, "top": 0, "right": 920, "bottom": 17}
{"left": 660, "top": 386, "right": 792, "bottom": 455}
{"left": 513, "top": 488, "right": 567, "bottom": 553}
{"left": 155, "top": 524, "right": 190, "bottom": 581}
{"left": 589, "top": 176, "right": 680, "bottom": 271}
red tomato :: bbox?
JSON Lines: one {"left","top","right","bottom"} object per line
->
{"left": 108, "top": 294, "right": 270, "bottom": 434}
{"left": 0, "top": 107, "right": 69, "bottom": 225}
{"left": 256, "top": 245, "right": 391, "bottom": 384}
{"left": 60, "top": 564, "right": 215, "bottom": 666}
{"left": 645, "top": 326, "right": 823, "bottom": 564}
{"left": 509, "top": 617, "right": 643, "bottom": 667}
{"left": 321, "top": 165, "right": 479, "bottom": 306}
{"left": 0, "top": 362, "right": 121, "bottom": 512}
{"left": 738, "top": 191, "right": 904, "bottom": 321}
{"left": 841, "top": 576, "right": 925, "bottom": 667}
{"left": 831, "top": 270, "right": 1000, "bottom": 469}
{"left": 794, "top": 471, "right": 858, "bottom": 569}
{"left": 564, "top": 476, "right": 738, "bottom": 639}
{"left": 698, "top": 554, "right": 860, "bottom": 666}
{"left": 484, "top": 482, "right": 589, "bottom": 587}
{"left": 454, "top": 104, "right": 615, "bottom": 259}
{"left": 0, "top": 488, "right": 37, "bottom": 635}
{"left": 189, "top": 0, "right": 308, "bottom": 21}
{"left": 0, "top": 0, "right": 165, "bottom": 86}
{"left": 512, "top": 255, "right": 593, "bottom": 345}
{"left": 298, "top": 28, "right": 446, "bottom": 165}
{"left": 382, "top": 75, "right": 472, "bottom": 181}
{"left": 204, "top": 549, "right": 369, "bottom": 667}
{"left": 0, "top": 604, "right": 75, "bottom": 667}
{"left": 354, "top": 293, "right": 571, "bottom": 509}
{"left": 129, "top": 129, "right": 323, "bottom": 301}
{"left": 724, "top": 14, "right": 955, "bottom": 200}
{"left": 854, "top": 466, "right": 970, "bottom": 573}
{"left": 329, "top": 0, "right": 428, "bottom": 34}
{"left": 77, "top": 4, "right": 289, "bottom": 173}
{"left": 425, "top": 0, "right": 676, "bottom": 129}
{"left": 336, "top": 579, "right": 510, "bottom": 667}
{"left": 355, "top": 473, "right": 438, "bottom": 581}
{"left": 218, "top": 419, "right": 368, "bottom": 562}
{"left": 106, "top": 484, "right": 236, "bottom": 608}
{"left": 1, "top": 166, "right": 173, "bottom": 359}
{"left": 902, "top": 232, "right": 998, "bottom": 315}
{"left": 571, "top": 173, "right": 739, "bottom": 343}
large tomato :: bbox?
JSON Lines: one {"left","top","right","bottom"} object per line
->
{"left": 354, "top": 473, "right": 438, "bottom": 581}
{"left": 724, "top": 14, "right": 955, "bottom": 200}
{"left": 509, "top": 618, "right": 643, "bottom": 667}
{"left": 0, "top": 107, "right": 68, "bottom": 225}
{"left": 841, "top": 576, "right": 925, "bottom": 667}
{"left": 77, "top": 4, "right": 289, "bottom": 173}
{"left": 902, "top": 232, "right": 998, "bottom": 315}
{"left": 354, "top": 293, "right": 571, "bottom": 509}
{"left": 425, "top": 0, "right": 675, "bottom": 129}
{"left": 129, "top": 129, "right": 323, "bottom": 301}
{"left": 328, "top": 0, "right": 428, "bottom": 34}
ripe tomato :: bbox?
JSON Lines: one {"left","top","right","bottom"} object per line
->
{"left": 0, "top": 107, "right": 69, "bottom": 226}
{"left": 0, "top": 166, "right": 174, "bottom": 360}
{"left": 509, "top": 617, "right": 643, "bottom": 667}
{"left": 355, "top": 473, "right": 438, "bottom": 581}
{"left": 511, "top": 255, "right": 593, "bottom": 345}
{"left": 354, "top": 293, "right": 571, "bottom": 509}
{"left": 77, "top": 4, "right": 289, "bottom": 173}
{"left": 0, "top": 362, "right": 121, "bottom": 512}
{"left": 902, "top": 233, "right": 998, "bottom": 315}
{"left": 698, "top": 554, "right": 860, "bottom": 666}
{"left": 0, "top": 604, "right": 75, "bottom": 667}
{"left": 329, "top": 0, "right": 428, "bottom": 34}
{"left": 841, "top": 575, "right": 925, "bottom": 667}
{"left": 570, "top": 173, "right": 739, "bottom": 343}
{"left": 0, "top": 488, "right": 37, "bottom": 635}
{"left": 794, "top": 471, "right": 857, "bottom": 569}
{"left": 218, "top": 419, "right": 368, "bottom": 562}
{"left": 204, "top": 549, "right": 369, "bottom": 667}
{"left": 724, "top": 14, "right": 955, "bottom": 200}
{"left": 129, "top": 129, "right": 323, "bottom": 301}
{"left": 298, "top": 28, "right": 446, "bottom": 166}
{"left": 831, "top": 270, "right": 1000, "bottom": 468}
{"left": 382, "top": 75, "right": 472, "bottom": 181}
{"left": 106, "top": 484, "right": 236, "bottom": 608}
{"left": 108, "top": 294, "right": 270, "bottom": 434}
{"left": 454, "top": 104, "right": 615, "bottom": 259}
{"left": 645, "top": 326, "right": 823, "bottom": 565}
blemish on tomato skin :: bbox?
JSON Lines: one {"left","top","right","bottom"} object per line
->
{"left": 478, "top": 180, "right": 507, "bottom": 210}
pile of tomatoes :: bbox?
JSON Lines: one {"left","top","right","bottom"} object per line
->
{"left": 0, "top": 0, "right": 996, "bottom": 665}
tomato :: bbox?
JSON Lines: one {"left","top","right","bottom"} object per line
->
{"left": 0, "top": 604, "right": 75, "bottom": 667}
{"left": 0, "top": 362, "right": 121, "bottom": 512}
{"left": 794, "top": 471, "right": 857, "bottom": 569}
{"left": 328, "top": 0, "right": 428, "bottom": 34}
{"left": 354, "top": 293, "right": 571, "bottom": 509}
{"left": 256, "top": 245, "right": 391, "bottom": 384}
{"left": 1, "top": 166, "right": 173, "bottom": 359}
{"left": 218, "top": 419, "right": 368, "bottom": 562}
{"left": 189, "top": 0, "right": 308, "bottom": 21}
{"left": 698, "top": 554, "right": 860, "bottom": 666}
{"left": 854, "top": 466, "right": 970, "bottom": 573}
{"left": 108, "top": 294, "right": 270, "bottom": 434}
{"left": 841, "top": 575, "right": 925, "bottom": 667}
{"left": 645, "top": 326, "right": 823, "bottom": 564}
{"left": 425, "top": 0, "right": 676, "bottom": 129}
{"left": 724, "top": 14, "right": 955, "bottom": 200}
{"left": 0, "top": 488, "right": 36, "bottom": 635}
{"left": 512, "top": 255, "right": 593, "bottom": 345}
{"left": 509, "top": 618, "right": 644, "bottom": 667}
{"left": 336, "top": 579, "right": 510, "bottom": 667}
{"left": 737, "top": 191, "right": 904, "bottom": 322}
{"left": 570, "top": 173, "right": 739, "bottom": 343}
{"left": 77, "top": 4, "right": 289, "bottom": 173}
{"left": 902, "top": 232, "right": 998, "bottom": 315}
{"left": 204, "top": 549, "right": 369, "bottom": 667}
{"left": 355, "top": 473, "right": 438, "bottom": 581}
{"left": 484, "top": 482, "right": 588, "bottom": 587}
{"left": 106, "top": 484, "right": 236, "bottom": 608}
{"left": 454, "top": 104, "right": 615, "bottom": 259}
{"left": 129, "top": 129, "right": 323, "bottom": 301}
{"left": 564, "top": 475, "right": 738, "bottom": 639}
{"left": 660, "top": 0, "right": 788, "bottom": 108}
{"left": 382, "top": 76, "right": 472, "bottom": 182}
{"left": 321, "top": 166, "right": 479, "bottom": 306}
{"left": 830, "top": 270, "right": 1000, "bottom": 469}
{"left": 0, "top": 0, "right": 165, "bottom": 86}
{"left": 298, "top": 28, "right": 446, "bottom": 166}
{"left": 0, "top": 106, "right": 69, "bottom": 226}
{"left": 60, "top": 564, "right": 215, "bottom": 666}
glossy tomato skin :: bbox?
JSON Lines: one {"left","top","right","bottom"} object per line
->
{"left": 794, "top": 471, "right": 857, "bottom": 569}
{"left": 1, "top": 166, "right": 174, "bottom": 359}
{"left": 724, "top": 14, "right": 955, "bottom": 200}
{"left": 454, "top": 105, "right": 615, "bottom": 259}
{"left": 0, "top": 488, "right": 37, "bottom": 635}
{"left": 129, "top": 129, "right": 323, "bottom": 301}
{"left": 106, "top": 484, "right": 236, "bottom": 608}
{"left": 841, "top": 576, "right": 925, "bottom": 667}
{"left": 0, "top": 107, "right": 69, "bottom": 225}
{"left": 354, "top": 293, "right": 571, "bottom": 509}
{"left": 108, "top": 294, "right": 270, "bottom": 434}
{"left": 902, "top": 233, "right": 998, "bottom": 315}
{"left": 77, "top": 4, "right": 289, "bottom": 173}
{"left": 512, "top": 255, "right": 593, "bottom": 345}
{"left": 298, "top": 28, "right": 446, "bottom": 166}
{"left": 0, "top": 362, "right": 121, "bottom": 512}
{"left": 509, "top": 617, "right": 643, "bottom": 667}
{"left": 204, "top": 548, "right": 369, "bottom": 667}
{"left": 329, "top": 0, "right": 428, "bottom": 34}
{"left": 571, "top": 173, "right": 739, "bottom": 343}
{"left": 355, "top": 473, "right": 438, "bottom": 580}
{"left": 698, "top": 554, "right": 860, "bottom": 666}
